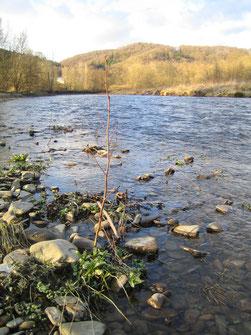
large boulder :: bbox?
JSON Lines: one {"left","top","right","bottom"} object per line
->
{"left": 59, "top": 321, "right": 106, "bottom": 335}
{"left": 30, "top": 239, "right": 78, "bottom": 267}
{"left": 124, "top": 236, "right": 159, "bottom": 255}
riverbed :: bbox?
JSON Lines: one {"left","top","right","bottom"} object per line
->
{"left": 0, "top": 95, "right": 251, "bottom": 334}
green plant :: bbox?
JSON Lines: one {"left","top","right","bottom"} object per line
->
{"left": 242, "top": 201, "right": 251, "bottom": 211}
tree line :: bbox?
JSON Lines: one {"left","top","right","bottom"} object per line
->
{"left": 0, "top": 18, "right": 61, "bottom": 94}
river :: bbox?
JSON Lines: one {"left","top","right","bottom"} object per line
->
{"left": 0, "top": 95, "right": 251, "bottom": 334}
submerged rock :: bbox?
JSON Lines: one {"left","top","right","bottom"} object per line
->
{"left": 30, "top": 239, "right": 78, "bottom": 267}
{"left": 182, "top": 246, "right": 207, "bottom": 258}
{"left": 172, "top": 225, "right": 199, "bottom": 238}
{"left": 216, "top": 205, "right": 231, "bottom": 214}
{"left": 59, "top": 321, "right": 106, "bottom": 335}
{"left": 124, "top": 236, "right": 159, "bottom": 255}
{"left": 206, "top": 222, "right": 223, "bottom": 233}
{"left": 147, "top": 293, "right": 166, "bottom": 309}
{"left": 136, "top": 174, "right": 154, "bottom": 181}
{"left": 111, "top": 274, "right": 128, "bottom": 293}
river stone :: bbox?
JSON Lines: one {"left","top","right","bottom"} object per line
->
{"left": 8, "top": 202, "right": 34, "bottom": 216}
{"left": 0, "top": 316, "right": 12, "bottom": 327}
{"left": 147, "top": 293, "right": 165, "bottom": 309}
{"left": 207, "top": 222, "right": 223, "bottom": 233}
{"left": 0, "top": 200, "right": 9, "bottom": 211}
{"left": 70, "top": 234, "right": 100, "bottom": 252}
{"left": 45, "top": 307, "right": 65, "bottom": 326}
{"left": 153, "top": 283, "right": 167, "bottom": 293}
{"left": 21, "top": 171, "right": 35, "bottom": 180}
{"left": 124, "top": 236, "right": 159, "bottom": 254}
{"left": 17, "top": 191, "right": 32, "bottom": 200}
{"left": 30, "top": 239, "right": 78, "bottom": 267}
{"left": 65, "top": 302, "right": 88, "bottom": 321}
{"left": 94, "top": 220, "right": 110, "bottom": 232}
{"left": 172, "top": 225, "right": 199, "bottom": 237}
{"left": 3, "top": 249, "right": 30, "bottom": 266}
{"left": 0, "top": 327, "right": 9, "bottom": 335}
{"left": 11, "top": 179, "right": 21, "bottom": 190}
{"left": 111, "top": 274, "right": 128, "bottom": 293}
{"left": 6, "top": 317, "right": 24, "bottom": 329}
{"left": 50, "top": 224, "right": 66, "bottom": 238}
{"left": 23, "top": 184, "right": 36, "bottom": 193}
{"left": 55, "top": 296, "right": 80, "bottom": 307}
{"left": 184, "top": 309, "right": 200, "bottom": 323}
{"left": 216, "top": 205, "right": 231, "bottom": 214}
{"left": 0, "top": 142, "right": 6, "bottom": 147}
{"left": 18, "top": 320, "right": 36, "bottom": 330}
{"left": 2, "top": 211, "right": 16, "bottom": 224}
{"left": 0, "top": 264, "right": 14, "bottom": 277}
{"left": 59, "top": 321, "right": 106, "bottom": 335}
{"left": 0, "top": 191, "right": 12, "bottom": 200}
{"left": 33, "top": 220, "right": 49, "bottom": 228}
{"left": 25, "top": 228, "right": 58, "bottom": 243}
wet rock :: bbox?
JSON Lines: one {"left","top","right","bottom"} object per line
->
{"left": 182, "top": 246, "right": 207, "bottom": 258}
{"left": 199, "top": 314, "right": 214, "bottom": 321}
{"left": 69, "top": 234, "right": 100, "bottom": 252}
{"left": 224, "top": 200, "right": 233, "bottom": 205}
{"left": 184, "top": 309, "right": 200, "bottom": 323}
{"left": 8, "top": 202, "right": 34, "bottom": 216}
{"left": 216, "top": 205, "right": 231, "bottom": 214}
{"left": 0, "top": 264, "right": 14, "bottom": 277}
{"left": 18, "top": 320, "right": 35, "bottom": 330}
{"left": 80, "top": 202, "right": 96, "bottom": 210}
{"left": 124, "top": 236, "right": 159, "bottom": 255}
{"left": 111, "top": 274, "right": 128, "bottom": 293}
{"left": 147, "top": 293, "right": 165, "bottom": 309}
{"left": 23, "top": 184, "right": 36, "bottom": 193}
{"left": 59, "top": 321, "right": 106, "bottom": 335}
{"left": 30, "top": 239, "right": 78, "bottom": 267}
{"left": 172, "top": 224, "right": 199, "bottom": 238}
{"left": 184, "top": 156, "right": 194, "bottom": 163}
{"left": 45, "top": 307, "right": 65, "bottom": 326}
{"left": 136, "top": 173, "right": 154, "bottom": 181}
{"left": 0, "top": 327, "right": 9, "bottom": 335}
{"left": 215, "top": 315, "right": 226, "bottom": 335}
{"left": 0, "top": 316, "right": 12, "bottom": 327}
{"left": 207, "top": 222, "right": 223, "bottom": 233}
{"left": 6, "top": 318, "right": 24, "bottom": 329}
{"left": 0, "top": 142, "right": 6, "bottom": 147}
{"left": 239, "top": 299, "right": 251, "bottom": 312}
{"left": 140, "top": 215, "right": 161, "bottom": 227}
{"left": 67, "top": 225, "right": 80, "bottom": 235}
{"left": 165, "top": 168, "right": 175, "bottom": 176}
{"left": 167, "top": 218, "right": 179, "bottom": 226}
{"left": 3, "top": 249, "right": 30, "bottom": 266}
{"left": 223, "top": 259, "right": 245, "bottom": 268}
{"left": 50, "top": 186, "right": 59, "bottom": 192}
{"left": 132, "top": 213, "right": 142, "bottom": 225}
{"left": 153, "top": 283, "right": 167, "bottom": 293}
{"left": 25, "top": 228, "right": 58, "bottom": 243}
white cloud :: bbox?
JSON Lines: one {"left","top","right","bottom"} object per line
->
{"left": 0, "top": 0, "right": 250, "bottom": 61}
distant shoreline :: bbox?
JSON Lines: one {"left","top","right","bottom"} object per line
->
{"left": 1, "top": 83, "right": 251, "bottom": 101}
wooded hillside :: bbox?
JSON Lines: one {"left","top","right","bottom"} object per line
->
{"left": 61, "top": 43, "right": 251, "bottom": 95}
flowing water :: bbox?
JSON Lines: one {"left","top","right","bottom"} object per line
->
{"left": 0, "top": 95, "right": 251, "bottom": 334}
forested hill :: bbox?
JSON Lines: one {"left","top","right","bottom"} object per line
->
{"left": 61, "top": 43, "right": 251, "bottom": 96}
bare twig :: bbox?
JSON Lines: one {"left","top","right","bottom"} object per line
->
{"left": 96, "top": 201, "right": 119, "bottom": 239}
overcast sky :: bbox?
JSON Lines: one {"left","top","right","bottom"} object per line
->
{"left": 1, "top": 0, "right": 251, "bottom": 61}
